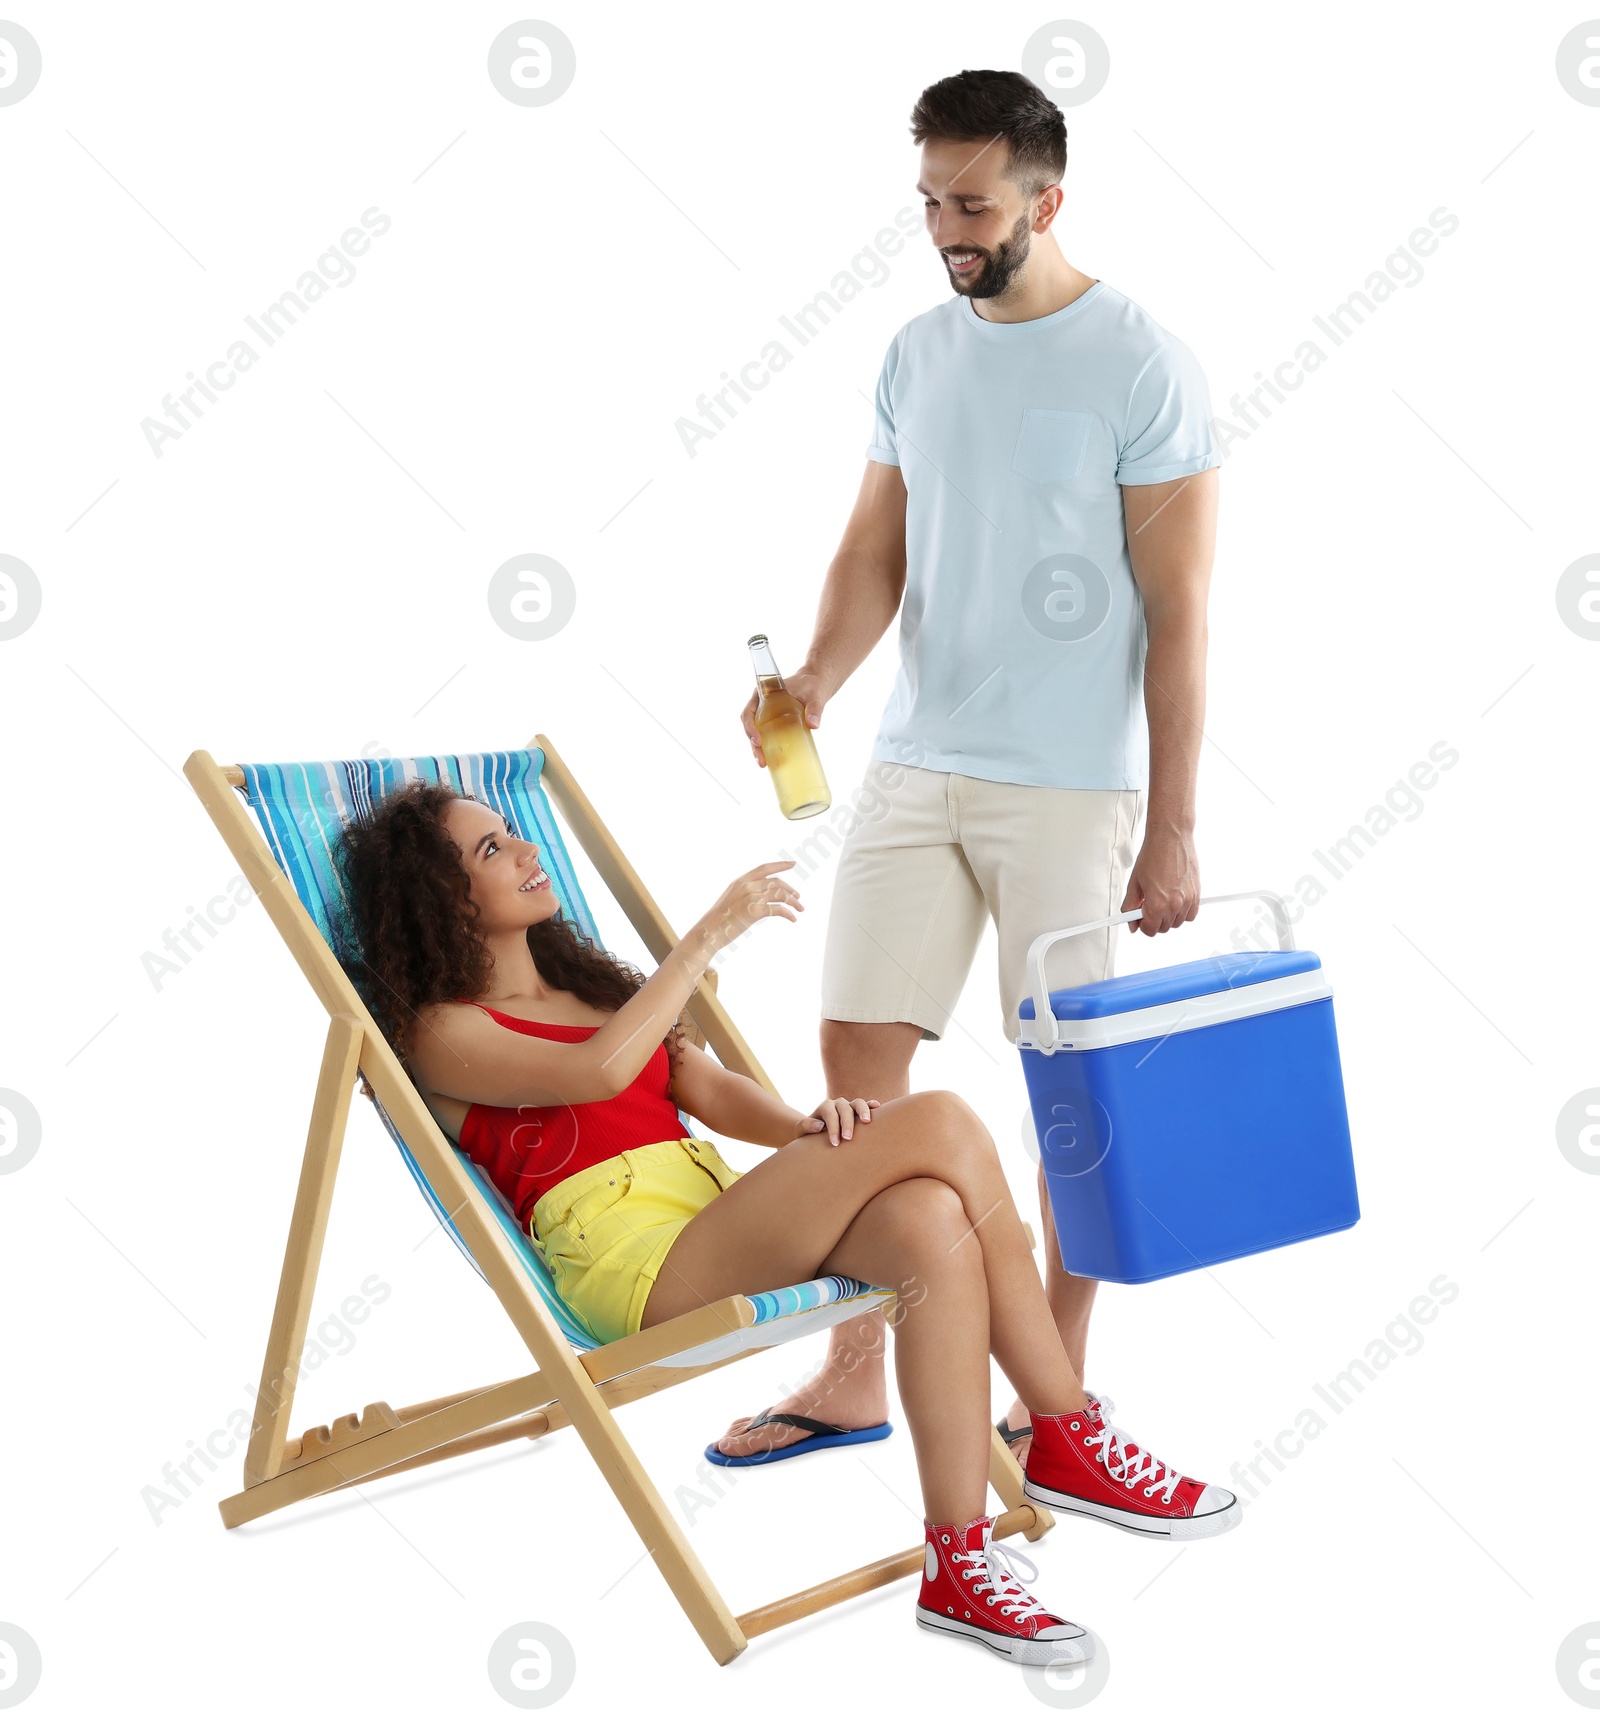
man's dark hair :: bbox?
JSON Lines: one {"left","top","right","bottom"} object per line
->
{"left": 910, "top": 70, "right": 1066, "bottom": 197}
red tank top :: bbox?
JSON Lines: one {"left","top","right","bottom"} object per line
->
{"left": 453, "top": 1003, "right": 687, "bottom": 1230}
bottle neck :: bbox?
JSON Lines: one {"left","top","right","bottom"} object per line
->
{"left": 748, "top": 636, "right": 785, "bottom": 692}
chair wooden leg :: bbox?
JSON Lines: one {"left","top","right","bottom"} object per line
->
{"left": 242, "top": 1013, "right": 364, "bottom": 1486}
{"left": 738, "top": 1502, "right": 1043, "bottom": 1637}
{"left": 222, "top": 1374, "right": 551, "bottom": 1527}
{"left": 366, "top": 1062, "right": 750, "bottom": 1666}
{"left": 988, "top": 1427, "right": 1055, "bottom": 1542}
{"left": 558, "top": 1392, "right": 749, "bottom": 1664}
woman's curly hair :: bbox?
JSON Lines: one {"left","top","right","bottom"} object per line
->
{"left": 333, "top": 780, "right": 680, "bottom": 1074}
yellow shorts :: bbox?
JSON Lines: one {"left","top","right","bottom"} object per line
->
{"left": 529, "top": 1137, "right": 742, "bottom": 1344}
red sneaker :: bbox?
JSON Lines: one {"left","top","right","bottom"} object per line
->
{"left": 1023, "top": 1393, "right": 1242, "bottom": 1540}
{"left": 915, "top": 1514, "right": 1093, "bottom": 1667}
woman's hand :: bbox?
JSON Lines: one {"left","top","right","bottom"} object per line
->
{"left": 693, "top": 861, "right": 803, "bottom": 953}
{"left": 797, "top": 1096, "right": 880, "bottom": 1147}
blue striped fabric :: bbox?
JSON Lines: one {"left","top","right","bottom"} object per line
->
{"left": 239, "top": 751, "right": 598, "bottom": 951}
{"left": 237, "top": 750, "right": 879, "bottom": 1353}
{"left": 746, "top": 1277, "right": 876, "bottom": 1325}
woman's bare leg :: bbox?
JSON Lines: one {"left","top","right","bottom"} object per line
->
{"left": 642, "top": 1091, "right": 1085, "bottom": 1513}
{"left": 1000, "top": 1169, "right": 1100, "bottom": 1465}
{"left": 820, "top": 1177, "right": 991, "bottom": 1522}
{"left": 709, "top": 1017, "right": 919, "bottom": 1459}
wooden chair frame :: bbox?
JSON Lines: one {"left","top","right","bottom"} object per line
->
{"left": 182, "top": 733, "right": 1050, "bottom": 1664}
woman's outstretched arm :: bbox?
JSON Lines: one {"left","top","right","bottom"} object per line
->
{"left": 409, "top": 861, "right": 799, "bottom": 1110}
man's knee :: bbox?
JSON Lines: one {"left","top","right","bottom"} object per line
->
{"left": 820, "top": 1017, "right": 921, "bottom": 1053}
{"left": 819, "top": 1018, "right": 921, "bottom": 1092}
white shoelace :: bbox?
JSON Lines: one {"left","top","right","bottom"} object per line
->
{"left": 955, "top": 1537, "right": 1047, "bottom": 1620}
{"left": 1083, "top": 1396, "right": 1181, "bottom": 1503}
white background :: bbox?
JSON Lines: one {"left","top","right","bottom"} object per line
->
{"left": 2, "top": 1, "right": 1597, "bottom": 1722}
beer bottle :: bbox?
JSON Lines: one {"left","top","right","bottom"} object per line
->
{"left": 748, "top": 634, "right": 832, "bottom": 819}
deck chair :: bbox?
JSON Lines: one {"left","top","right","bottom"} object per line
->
{"left": 183, "top": 735, "right": 1051, "bottom": 1664}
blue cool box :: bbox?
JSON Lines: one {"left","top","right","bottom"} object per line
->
{"left": 1018, "top": 940, "right": 1359, "bottom": 1284}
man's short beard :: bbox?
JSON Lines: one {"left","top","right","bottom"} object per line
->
{"left": 946, "top": 208, "right": 1035, "bottom": 300}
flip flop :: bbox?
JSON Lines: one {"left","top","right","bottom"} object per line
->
{"left": 704, "top": 1406, "right": 893, "bottom": 1468}
{"left": 996, "top": 1418, "right": 1034, "bottom": 1448}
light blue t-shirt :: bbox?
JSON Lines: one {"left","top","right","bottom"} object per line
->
{"left": 866, "top": 282, "right": 1220, "bottom": 790}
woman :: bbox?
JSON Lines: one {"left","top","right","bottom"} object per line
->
{"left": 337, "top": 782, "right": 1236, "bottom": 1667}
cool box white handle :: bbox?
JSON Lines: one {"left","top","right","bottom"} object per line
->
{"left": 1020, "top": 890, "right": 1296, "bottom": 1054}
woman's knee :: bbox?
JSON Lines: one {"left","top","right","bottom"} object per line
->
{"left": 863, "top": 1176, "right": 979, "bottom": 1261}
{"left": 899, "top": 1089, "right": 998, "bottom": 1163}
{"left": 833, "top": 1178, "right": 983, "bottom": 1303}
{"left": 898, "top": 1087, "right": 968, "bottom": 1129}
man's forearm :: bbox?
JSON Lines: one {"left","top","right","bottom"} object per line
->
{"left": 1142, "top": 605, "right": 1207, "bottom": 833}
{"left": 797, "top": 460, "right": 907, "bottom": 702}
{"left": 1121, "top": 468, "right": 1218, "bottom": 842}
{"left": 800, "top": 547, "right": 902, "bottom": 699}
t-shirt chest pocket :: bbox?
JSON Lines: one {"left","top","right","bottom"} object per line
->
{"left": 1011, "top": 408, "right": 1096, "bottom": 485}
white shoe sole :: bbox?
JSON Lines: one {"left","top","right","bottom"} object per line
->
{"left": 916, "top": 1605, "right": 1096, "bottom": 1667}
{"left": 1023, "top": 1477, "right": 1244, "bottom": 1540}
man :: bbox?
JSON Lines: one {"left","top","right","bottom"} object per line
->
{"left": 710, "top": 69, "right": 1231, "bottom": 1531}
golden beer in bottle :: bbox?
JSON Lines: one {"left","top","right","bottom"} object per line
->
{"left": 749, "top": 634, "right": 832, "bottom": 819}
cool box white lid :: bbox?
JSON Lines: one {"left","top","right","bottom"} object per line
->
{"left": 1017, "top": 965, "right": 1332, "bottom": 1055}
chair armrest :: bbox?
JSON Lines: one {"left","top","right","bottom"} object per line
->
{"left": 581, "top": 1293, "right": 756, "bottom": 1384}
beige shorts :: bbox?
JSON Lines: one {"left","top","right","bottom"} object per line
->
{"left": 820, "top": 762, "right": 1146, "bottom": 1044}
